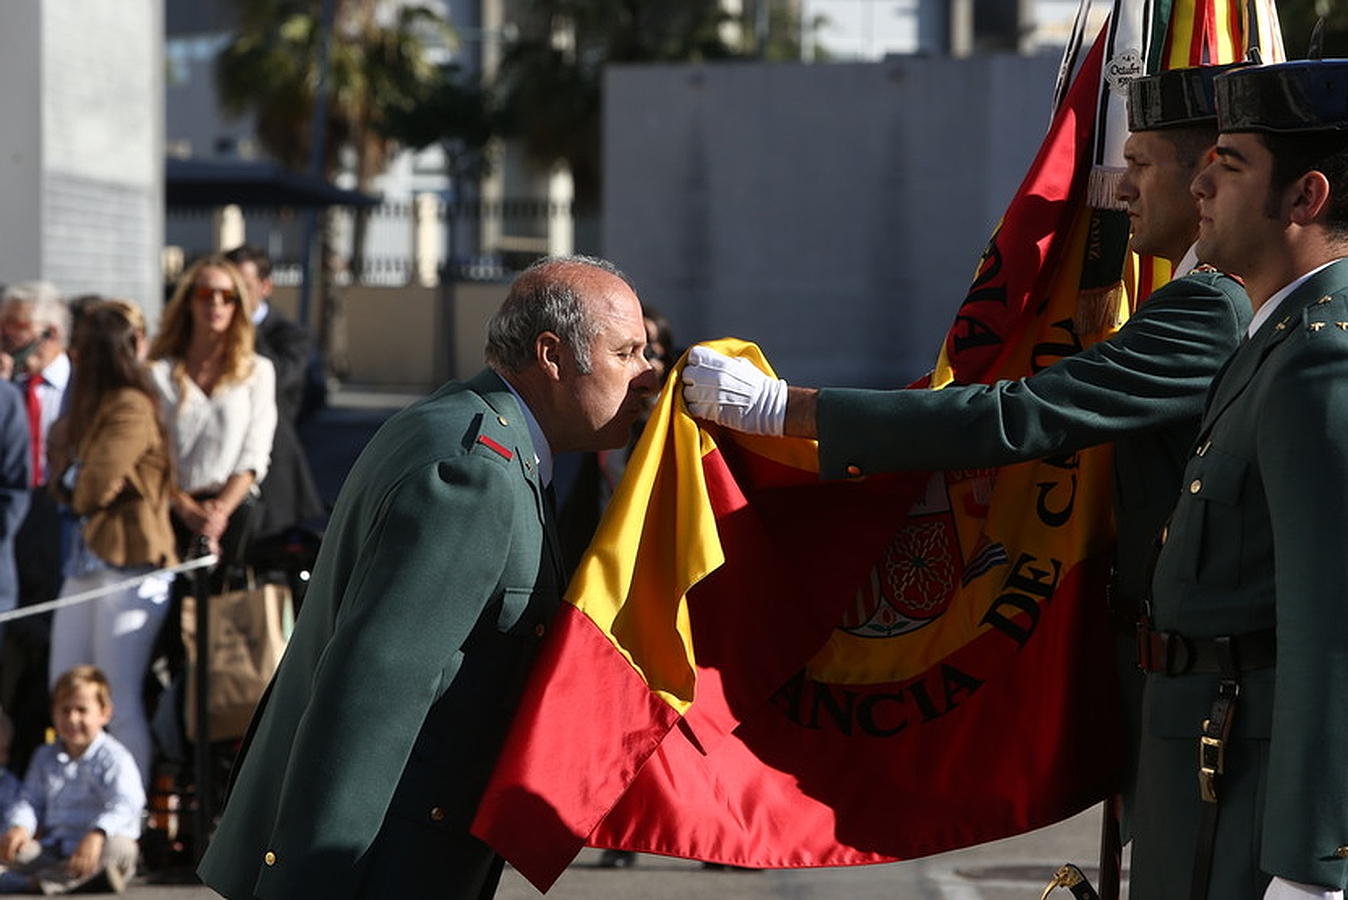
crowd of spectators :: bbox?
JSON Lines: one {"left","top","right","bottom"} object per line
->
{"left": 0, "top": 247, "right": 322, "bottom": 893}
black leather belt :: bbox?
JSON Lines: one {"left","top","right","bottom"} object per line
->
{"left": 1136, "top": 626, "right": 1276, "bottom": 675}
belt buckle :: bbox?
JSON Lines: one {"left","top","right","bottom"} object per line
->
{"left": 1198, "top": 723, "right": 1225, "bottom": 803}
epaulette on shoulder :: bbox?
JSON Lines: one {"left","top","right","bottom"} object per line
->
{"left": 1301, "top": 289, "right": 1348, "bottom": 337}
{"left": 465, "top": 408, "right": 517, "bottom": 465}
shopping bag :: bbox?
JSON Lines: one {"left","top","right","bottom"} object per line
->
{"left": 181, "top": 570, "right": 293, "bottom": 741}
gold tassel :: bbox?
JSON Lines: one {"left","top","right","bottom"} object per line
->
{"left": 1074, "top": 282, "right": 1126, "bottom": 336}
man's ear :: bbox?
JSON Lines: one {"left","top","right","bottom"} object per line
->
{"left": 536, "top": 331, "right": 564, "bottom": 381}
{"left": 1290, "top": 169, "right": 1333, "bottom": 225}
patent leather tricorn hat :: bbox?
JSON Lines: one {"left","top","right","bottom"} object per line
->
{"left": 1215, "top": 60, "right": 1348, "bottom": 133}
{"left": 1127, "top": 63, "right": 1250, "bottom": 131}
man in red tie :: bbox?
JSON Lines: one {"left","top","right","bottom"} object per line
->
{"left": 0, "top": 282, "right": 70, "bottom": 483}
{"left": 0, "top": 281, "right": 70, "bottom": 775}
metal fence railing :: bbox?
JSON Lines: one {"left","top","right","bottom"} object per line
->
{"left": 165, "top": 197, "right": 568, "bottom": 288}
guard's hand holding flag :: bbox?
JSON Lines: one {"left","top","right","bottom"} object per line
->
{"left": 681, "top": 345, "right": 788, "bottom": 436}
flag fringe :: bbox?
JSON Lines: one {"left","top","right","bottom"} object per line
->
{"left": 1087, "top": 166, "right": 1127, "bottom": 211}
{"left": 1074, "top": 282, "right": 1126, "bottom": 335}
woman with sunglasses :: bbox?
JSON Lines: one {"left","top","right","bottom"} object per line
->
{"left": 150, "top": 254, "right": 276, "bottom": 564}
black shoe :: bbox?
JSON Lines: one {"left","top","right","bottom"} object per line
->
{"left": 702, "top": 861, "right": 760, "bottom": 872}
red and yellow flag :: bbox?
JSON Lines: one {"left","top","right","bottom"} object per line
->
{"left": 472, "top": 1, "right": 1280, "bottom": 892}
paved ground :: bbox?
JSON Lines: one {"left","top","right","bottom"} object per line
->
{"left": 122, "top": 806, "right": 1124, "bottom": 898}
{"left": 115, "top": 391, "right": 1127, "bottom": 899}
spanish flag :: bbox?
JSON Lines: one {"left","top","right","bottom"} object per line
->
{"left": 472, "top": 1, "right": 1280, "bottom": 891}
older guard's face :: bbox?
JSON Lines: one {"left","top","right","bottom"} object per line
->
{"left": 1117, "top": 130, "right": 1203, "bottom": 260}
{"left": 560, "top": 272, "right": 658, "bottom": 451}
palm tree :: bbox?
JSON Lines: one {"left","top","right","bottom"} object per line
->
{"left": 215, "top": 0, "right": 454, "bottom": 271}
{"left": 378, "top": 61, "right": 496, "bottom": 274}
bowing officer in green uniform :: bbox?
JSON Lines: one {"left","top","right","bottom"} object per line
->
{"left": 1137, "top": 61, "right": 1348, "bottom": 900}
{"left": 198, "top": 256, "right": 658, "bottom": 900}
{"left": 682, "top": 64, "right": 1250, "bottom": 831}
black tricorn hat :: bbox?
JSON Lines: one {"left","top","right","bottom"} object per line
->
{"left": 1216, "top": 60, "right": 1348, "bottom": 132}
{"left": 1127, "top": 64, "right": 1249, "bottom": 131}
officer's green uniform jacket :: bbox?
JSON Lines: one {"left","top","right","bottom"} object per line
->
{"left": 813, "top": 270, "right": 1250, "bottom": 823}
{"left": 198, "top": 369, "right": 565, "bottom": 900}
{"left": 1139, "top": 259, "right": 1348, "bottom": 898}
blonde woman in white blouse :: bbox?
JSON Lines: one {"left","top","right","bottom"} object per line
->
{"left": 150, "top": 255, "right": 277, "bottom": 562}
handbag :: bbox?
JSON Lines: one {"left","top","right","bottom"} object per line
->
{"left": 180, "top": 568, "right": 294, "bottom": 742}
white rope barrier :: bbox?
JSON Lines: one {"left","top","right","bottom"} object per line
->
{"left": 0, "top": 554, "right": 220, "bottom": 624}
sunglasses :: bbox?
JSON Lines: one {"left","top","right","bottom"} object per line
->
{"left": 190, "top": 285, "right": 240, "bottom": 305}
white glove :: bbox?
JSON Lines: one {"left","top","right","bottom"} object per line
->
{"left": 681, "top": 345, "right": 788, "bottom": 437}
{"left": 1264, "top": 877, "right": 1343, "bottom": 900}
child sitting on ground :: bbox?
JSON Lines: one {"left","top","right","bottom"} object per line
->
{"left": 0, "top": 666, "right": 144, "bottom": 894}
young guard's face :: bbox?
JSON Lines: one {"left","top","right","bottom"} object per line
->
{"left": 1190, "top": 132, "right": 1284, "bottom": 279}
{"left": 52, "top": 684, "right": 112, "bottom": 758}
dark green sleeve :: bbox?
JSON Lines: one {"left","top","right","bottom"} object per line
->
{"left": 1257, "top": 329, "right": 1348, "bottom": 889}
{"left": 258, "top": 454, "right": 516, "bottom": 894}
{"left": 817, "top": 274, "right": 1249, "bottom": 479}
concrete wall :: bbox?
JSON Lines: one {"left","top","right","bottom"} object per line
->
{"left": 0, "top": 0, "right": 163, "bottom": 316}
{"left": 0, "top": 2, "right": 43, "bottom": 288}
{"left": 271, "top": 280, "right": 510, "bottom": 388}
{"left": 603, "top": 53, "right": 1060, "bottom": 388}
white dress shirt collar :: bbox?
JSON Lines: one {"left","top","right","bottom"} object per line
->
{"left": 39, "top": 351, "right": 71, "bottom": 392}
{"left": 501, "top": 378, "right": 553, "bottom": 487}
{"left": 1176, "top": 244, "right": 1200, "bottom": 275}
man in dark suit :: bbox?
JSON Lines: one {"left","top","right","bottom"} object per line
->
{"left": 224, "top": 245, "right": 324, "bottom": 548}
{"left": 0, "top": 282, "right": 70, "bottom": 610}
{"left": 198, "top": 255, "right": 659, "bottom": 899}
{"left": 0, "top": 282, "right": 69, "bottom": 775}
{"left": 1137, "top": 61, "right": 1348, "bottom": 900}
{"left": 682, "top": 64, "right": 1250, "bottom": 838}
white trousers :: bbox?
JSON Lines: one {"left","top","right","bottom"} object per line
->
{"left": 49, "top": 563, "right": 172, "bottom": 785}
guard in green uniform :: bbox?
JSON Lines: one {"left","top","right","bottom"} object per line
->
{"left": 682, "top": 64, "right": 1251, "bottom": 832}
{"left": 1137, "top": 61, "right": 1348, "bottom": 900}
{"left": 197, "top": 256, "right": 658, "bottom": 900}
